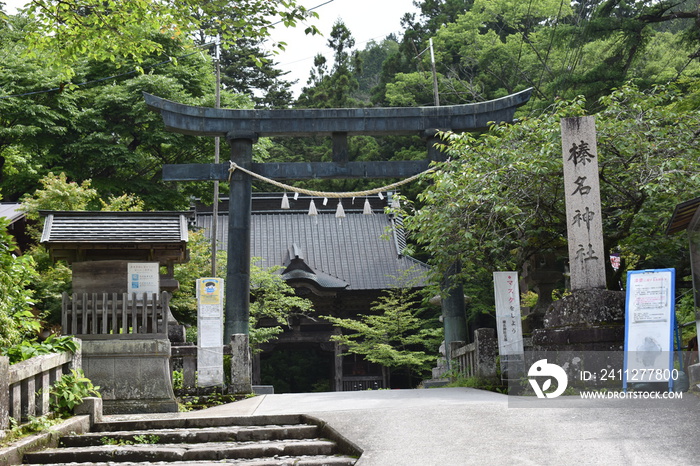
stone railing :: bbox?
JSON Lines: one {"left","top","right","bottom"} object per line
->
{"left": 0, "top": 345, "right": 81, "bottom": 432}
{"left": 450, "top": 328, "right": 498, "bottom": 379}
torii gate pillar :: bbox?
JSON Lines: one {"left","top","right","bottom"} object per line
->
{"left": 226, "top": 132, "right": 256, "bottom": 394}
{"left": 225, "top": 132, "right": 257, "bottom": 339}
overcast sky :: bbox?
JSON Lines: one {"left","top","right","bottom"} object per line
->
{"left": 267, "top": 0, "right": 419, "bottom": 94}
{"left": 3, "top": 0, "right": 420, "bottom": 95}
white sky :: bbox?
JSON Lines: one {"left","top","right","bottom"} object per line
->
{"left": 3, "top": 0, "right": 420, "bottom": 95}
{"left": 267, "top": 0, "right": 419, "bottom": 94}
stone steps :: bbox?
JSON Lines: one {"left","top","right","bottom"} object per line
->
{"left": 58, "top": 424, "right": 320, "bottom": 447}
{"left": 24, "top": 457, "right": 356, "bottom": 466}
{"left": 22, "top": 415, "right": 360, "bottom": 465}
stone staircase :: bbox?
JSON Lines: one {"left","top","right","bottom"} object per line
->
{"left": 21, "top": 414, "right": 360, "bottom": 465}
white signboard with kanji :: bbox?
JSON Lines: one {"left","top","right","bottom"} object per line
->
{"left": 493, "top": 271, "right": 525, "bottom": 357}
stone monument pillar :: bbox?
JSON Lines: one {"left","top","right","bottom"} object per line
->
{"left": 532, "top": 116, "right": 625, "bottom": 352}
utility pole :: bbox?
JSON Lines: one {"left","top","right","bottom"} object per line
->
{"left": 211, "top": 36, "right": 221, "bottom": 277}
{"left": 429, "top": 38, "right": 439, "bottom": 107}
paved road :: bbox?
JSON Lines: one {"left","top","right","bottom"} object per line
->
{"left": 193, "top": 387, "right": 700, "bottom": 466}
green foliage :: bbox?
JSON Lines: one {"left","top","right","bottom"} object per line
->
{"left": 0, "top": 415, "right": 63, "bottom": 447}
{"left": 373, "top": 0, "right": 700, "bottom": 109}
{"left": 249, "top": 258, "right": 315, "bottom": 350}
{"left": 2, "top": 335, "right": 78, "bottom": 364}
{"left": 25, "top": 245, "right": 72, "bottom": 325}
{"left": 172, "top": 369, "right": 184, "bottom": 390}
{"left": 19, "top": 0, "right": 319, "bottom": 81}
{"left": 49, "top": 369, "right": 101, "bottom": 416}
{"left": 20, "top": 172, "right": 99, "bottom": 236}
{"left": 100, "top": 434, "right": 160, "bottom": 446}
{"left": 0, "top": 217, "right": 40, "bottom": 348}
{"left": 171, "top": 231, "right": 314, "bottom": 349}
{"left": 297, "top": 20, "right": 362, "bottom": 109}
{"left": 400, "top": 83, "right": 700, "bottom": 310}
{"left": 325, "top": 272, "right": 441, "bottom": 383}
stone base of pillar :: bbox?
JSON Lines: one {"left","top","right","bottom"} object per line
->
{"left": 229, "top": 334, "right": 252, "bottom": 395}
{"left": 532, "top": 289, "right": 626, "bottom": 352}
{"left": 688, "top": 362, "right": 700, "bottom": 389}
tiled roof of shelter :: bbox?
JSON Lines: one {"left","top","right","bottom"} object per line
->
{"left": 40, "top": 211, "right": 190, "bottom": 244}
{"left": 196, "top": 202, "right": 429, "bottom": 291}
{"left": 0, "top": 203, "right": 24, "bottom": 224}
{"left": 667, "top": 197, "right": 700, "bottom": 235}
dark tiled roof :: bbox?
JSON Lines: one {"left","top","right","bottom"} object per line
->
{"left": 0, "top": 203, "right": 24, "bottom": 224}
{"left": 40, "top": 211, "right": 190, "bottom": 244}
{"left": 198, "top": 212, "right": 429, "bottom": 291}
{"left": 667, "top": 197, "right": 700, "bottom": 235}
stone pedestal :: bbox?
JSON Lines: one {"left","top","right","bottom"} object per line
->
{"left": 688, "top": 362, "right": 700, "bottom": 389}
{"left": 81, "top": 339, "right": 178, "bottom": 415}
{"left": 532, "top": 289, "right": 626, "bottom": 352}
{"left": 229, "top": 334, "right": 252, "bottom": 395}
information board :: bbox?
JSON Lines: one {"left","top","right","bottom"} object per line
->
{"left": 624, "top": 268, "right": 676, "bottom": 390}
{"left": 127, "top": 262, "right": 160, "bottom": 298}
{"left": 493, "top": 272, "right": 525, "bottom": 356}
{"left": 197, "top": 277, "right": 224, "bottom": 387}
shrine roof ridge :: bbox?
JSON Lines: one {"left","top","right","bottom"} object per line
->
{"left": 143, "top": 88, "right": 533, "bottom": 137}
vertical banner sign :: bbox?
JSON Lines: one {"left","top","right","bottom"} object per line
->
{"left": 560, "top": 117, "right": 606, "bottom": 290}
{"left": 624, "top": 269, "right": 675, "bottom": 391}
{"left": 127, "top": 262, "right": 160, "bottom": 301}
{"left": 197, "top": 278, "right": 224, "bottom": 387}
{"left": 493, "top": 272, "right": 525, "bottom": 376}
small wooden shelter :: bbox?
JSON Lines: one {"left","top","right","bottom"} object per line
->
{"left": 40, "top": 210, "right": 191, "bottom": 414}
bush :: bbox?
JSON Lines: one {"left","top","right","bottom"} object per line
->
{"left": 1, "top": 335, "right": 78, "bottom": 364}
{"left": 49, "top": 369, "right": 101, "bottom": 416}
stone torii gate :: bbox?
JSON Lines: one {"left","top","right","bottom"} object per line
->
{"left": 144, "top": 89, "right": 532, "bottom": 392}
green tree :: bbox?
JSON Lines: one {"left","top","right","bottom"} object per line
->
{"left": 325, "top": 274, "right": 441, "bottom": 387}
{"left": 373, "top": 0, "right": 700, "bottom": 109}
{"left": 18, "top": 0, "right": 318, "bottom": 80}
{"left": 296, "top": 20, "right": 362, "bottom": 109}
{"left": 171, "top": 231, "right": 314, "bottom": 349}
{"left": 19, "top": 172, "right": 146, "bottom": 325}
{"left": 399, "top": 83, "right": 700, "bottom": 310}
{"left": 0, "top": 214, "right": 39, "bottom": 348}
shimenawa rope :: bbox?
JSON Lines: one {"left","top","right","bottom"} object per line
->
{"left": 227, "top": 161, "right": 433, "bottom": 198}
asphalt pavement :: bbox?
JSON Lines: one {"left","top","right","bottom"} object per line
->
{"left": 191, "top": 387, "right": 700, "bottom": 466}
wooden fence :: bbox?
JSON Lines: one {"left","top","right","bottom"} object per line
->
{"left": 0, "top": 347, "right": 79, "bottom": 431}
{"left": 450, "top": 328, "right": 498, "bottom": 379}
{"left": 61, "top": 292, "right": 170, "bottom": 339}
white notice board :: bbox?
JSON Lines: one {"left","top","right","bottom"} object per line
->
{"left": 493, "top": 271, "right": 524, "bottom": 357}
{"left": 127, "top": 262, "right": 160, "bottom": 298}
{"left": 624, "top": 268, "right": 675, "bottom": 390}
